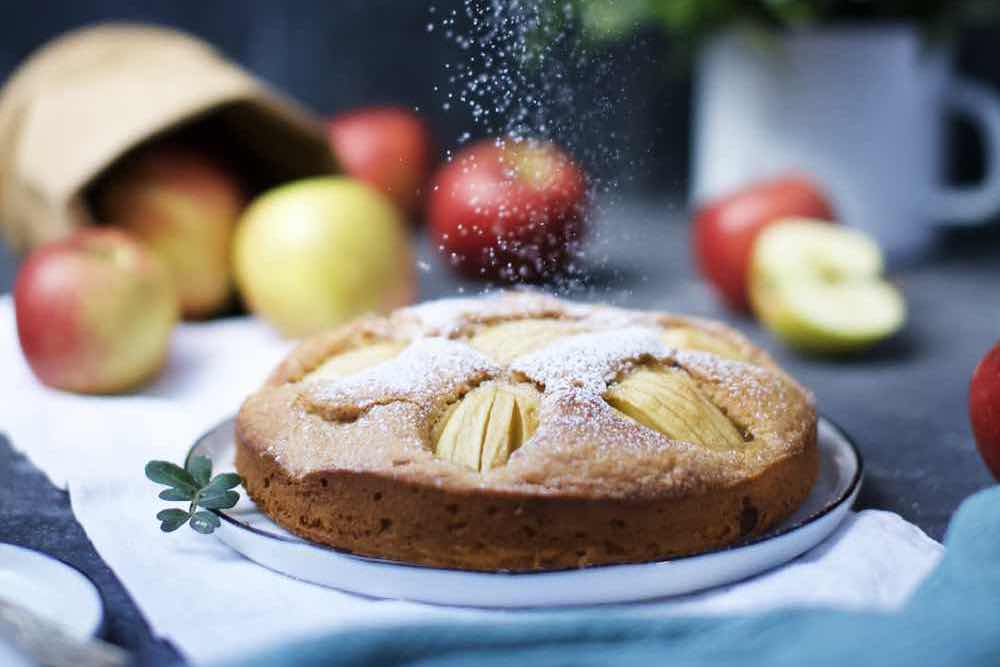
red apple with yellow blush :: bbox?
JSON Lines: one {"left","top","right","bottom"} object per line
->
{"left": 327, "top": 107, "right": 434, "bottom": 219}
{"left": 14, "top": 228, "right": 178, "bottom": 394}
{"left": 96, "top": 145, "right": 245, "bottom": 319}
{"left": 693, "top": 175, "right": 835, "bottom": 311}
{"left": 428, "top": 139, "right": 587, "bottom": 282}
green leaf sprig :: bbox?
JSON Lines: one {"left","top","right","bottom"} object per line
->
{"left": 145, "top": 456, "right": 242, "bottom": 534}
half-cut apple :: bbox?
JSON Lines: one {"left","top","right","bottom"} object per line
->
{"left": 749, "top": 219, "right": 905, "bottom": 354}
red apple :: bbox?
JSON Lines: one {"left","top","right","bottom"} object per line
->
{"left": 428, "top": 139, "right": 587, "bottom": 282}
{"left": 970, "top": 340, "right": 1000, "bottom": 480}
{"left": 693, "top": 175, "right": 835, "bottom": 311}
{"left": 96, "top": 145, "right": 245, "bottom": 319}
{"left": 327, "top": 107, "right": 434, "bottom": 218}
{"left": 14, "top": 228, "right": 178, "bottom": 394}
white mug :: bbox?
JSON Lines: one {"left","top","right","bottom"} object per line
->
{"left": 691, "top": 25, "right": 1000, "bottom": 261}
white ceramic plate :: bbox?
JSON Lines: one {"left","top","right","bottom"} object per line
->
{"left": 191, "top": 416, "right": 862, "bottom": 607}
{"left": 0, "top": 543, "right": 104, "bottom": 637}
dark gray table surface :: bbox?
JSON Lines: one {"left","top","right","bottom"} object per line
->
{"left": 1, "top": 197, "right": 998, "bottom": 665}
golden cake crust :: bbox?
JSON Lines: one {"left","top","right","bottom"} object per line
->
{"left": 235, "top": 292, "right": 818, "bottom": 571}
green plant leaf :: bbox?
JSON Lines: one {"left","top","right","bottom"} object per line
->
{"left": 157, "top": 508, "right": 189, "bottom": 521}
{"left": 148, "top": 455, "right": 243, "bottom": 536}
{"left": 198, "top": 490, "right": 240, "bottom": 510}
{"left": 580, "top": 0, "right": 651, "bottom": 39}
{"left": 190, "top": 510, "right": 221, "bottom": 534}
{"left": 156, "top": 508, "right": 190, "bottom": 532}
{"left": 145, "top": 461, "right": 197, "bottom": 493}
{"left": 196, "top": 510, "right": 221, "bottom": 527}
{"left": 204, "top": 473, "right": 242, "bottom": 493}
{"left": 186, "top": 456, "right": 213, "bottom": 488}
{"left": 158, "top": 487, "right": 194, "bottom": 501}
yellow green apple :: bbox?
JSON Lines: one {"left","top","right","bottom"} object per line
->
{"left": 14, "top": 228, "right": 178, "bottom": 393}
{"left": 232, "top": 176, "right": 414, "bottom": 337}
{"left": 96, "top": 145, "right": 245, "bottom": 319}
{"left": 749, "top": 219, "right": 905, "bottom": 354}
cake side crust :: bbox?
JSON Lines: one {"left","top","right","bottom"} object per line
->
{"left": 235, "top": 424, "right": 818, "bottom": 571}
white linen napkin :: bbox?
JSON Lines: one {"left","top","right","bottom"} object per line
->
{"left": 0, "top": 296, "right": 944, "bottom": 664}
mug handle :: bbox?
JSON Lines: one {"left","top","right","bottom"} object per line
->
{"left": 930, "top": 77, "right": 1000, "bottom": 226}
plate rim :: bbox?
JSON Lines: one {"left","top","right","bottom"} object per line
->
{"left": 0, "top": 543, "right": 107, "bottom": 638}
{"left": 189, "top": 414, "right": 863, "bottom": 575}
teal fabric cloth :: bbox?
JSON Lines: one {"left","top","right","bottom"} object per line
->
{"left": 219, "top": 487, "right": 1000, "bottom": 667}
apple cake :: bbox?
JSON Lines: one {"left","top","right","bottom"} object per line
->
{"left": 235, "top": 292, "right": 818, "bottom": 571}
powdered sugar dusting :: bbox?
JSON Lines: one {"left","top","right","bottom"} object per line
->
{"left": 675, "top": 349, "right": 812, "bottom": 432}
{"left": 397, "top": 297, "right": 495, "bottom": 335}
{"left": 675, "top": 349, "right": 777, "bottom": 406}
{"left": 537, "top": 384, "right": 672, "bottom": 454}
{"left": 576, "top": 304, "right": 651, "bottom": 330}
{"left": 396, "top": 291, "right": 568, "bottom": 336}
{"left": 513, "top": 326, "right": 668, "bottom": 393}
{"left": 675, "top": 349, "right": 753, "bottom": 382}
{"left": 499, "top": 383, "right": 748, "bottom": 495}
{"left": 305, "top": 338, "right": 500, "bottom": 418}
